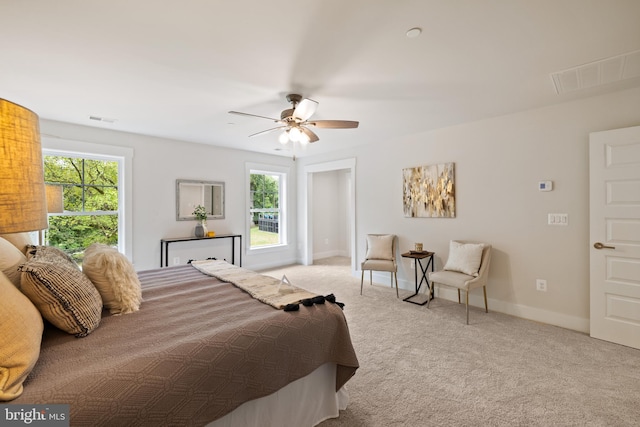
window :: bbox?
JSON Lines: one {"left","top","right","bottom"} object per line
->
{"left": 43, "top": 152, "right": 123, "bottom": 263}
{"left": 248, "top": 165, "right": 288, "bottom": 249}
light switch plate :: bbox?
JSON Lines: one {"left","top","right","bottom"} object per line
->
{"left": 548, "top": 213, "right": 568, "bottom": 225}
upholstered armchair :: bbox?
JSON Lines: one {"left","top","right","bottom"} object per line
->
{"left": 360, "top": 234, "right": 399, "bottom": 298}
{"left": 427, "top": 241, "right": 492, "bottom": 324}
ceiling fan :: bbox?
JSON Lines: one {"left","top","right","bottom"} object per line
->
{"left": 229, "top": 94, "right": 359, "bottom": 145}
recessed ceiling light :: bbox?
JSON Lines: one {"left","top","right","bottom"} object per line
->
{"left": 406, "top": 27, "right": 422, "bottom": 38}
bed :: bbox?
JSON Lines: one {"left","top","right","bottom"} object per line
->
{"left": 2, "top": 240, "right": 359, "bottom": 427}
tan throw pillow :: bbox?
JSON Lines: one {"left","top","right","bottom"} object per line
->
{"left": 443, "top": 241, "right": 484, "bottom": 277}
{"left": 0, "top": 232, "right": 34, "bottom": 255}
{"left": 0, "top": 271, "right": 44, "bottom": 401}
{"left": 19, "top": 259, "right": 102, "bottom": 337}
{"left": 0, "top": 237, "right": 27, "bottom": 288}
{"left": 365, "top": 235, "right": 394, "bottom": 260}
{"left": 25, "top": 245, "right": 79, "bottom": 269}
{"left": 82, "top": 243, "right": 142, "bottom": 315}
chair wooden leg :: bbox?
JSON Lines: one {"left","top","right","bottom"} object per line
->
{"left": 369, "top": 270, "right": 372, "bottom": 286}
{"left": 426, "top": 282, "right": 434, "bottom": 308}
{"left": 457, "top": 289, "right": 461, "bottom": 304}
{"left": 360, "top": 270, "right": 365, "bottom": 295}
{"left": 483, "top": 286, "right": 488, "bottom": 313}
{"left": 393, "top": 271, "right": 399, "bottom": 298}
{"left": 465, "top": 291, "right": 469, "bottom": 325}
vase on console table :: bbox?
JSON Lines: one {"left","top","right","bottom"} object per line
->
{"left": 195, "top": 220, "right": 208, "bottom": 238}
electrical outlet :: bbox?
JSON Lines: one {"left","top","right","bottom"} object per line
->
{"left": 410, "top": 262, "right": 415, "bottom": 270}
{"left": 173, "top": 257, "right": 180, "bottom": 265}
{"left": 324, "top": 238, "right": 329, "bottom": 245}
{"left": 536, "top": 279, "right": 547, "bottom": 292}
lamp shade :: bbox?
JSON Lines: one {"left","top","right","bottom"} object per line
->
{"left": 0, "top": 99, "right": 48, "bottom": 233}
{"left": 45, "top": 184, "right": 64, "bottom": 214}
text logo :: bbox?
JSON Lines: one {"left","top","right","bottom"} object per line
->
{"left": 0, "top": 405, "right": 69, "bottom": 426}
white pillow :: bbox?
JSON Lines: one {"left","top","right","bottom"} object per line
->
{"left": 0, "top": 232, "right": 33, "bottom": 255}
{"left": 365, "top": 235, "right": 394, "bottom": 260}
{"left": 0, "top": 237, "right": 27, "bottom": 288}
{"left": 443, "top": 241, "right": 484, "bottom": 277}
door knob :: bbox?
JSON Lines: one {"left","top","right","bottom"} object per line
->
{"left": 594, "top": 242, "right": 616, "bottom": 250}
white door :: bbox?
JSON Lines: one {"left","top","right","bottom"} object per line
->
{"left": 589, "top": 125, "right": 640, "bottom": 349}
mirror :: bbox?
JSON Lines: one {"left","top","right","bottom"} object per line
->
{"left": 176, "top": 179, "right": 225, "bottom": 220}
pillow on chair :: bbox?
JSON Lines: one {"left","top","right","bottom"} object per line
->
{"left": 443, "top": 241, "right": 484, "bottom": 277}
{"left": 365, "top": 235, "right": 394, "bottom": 260}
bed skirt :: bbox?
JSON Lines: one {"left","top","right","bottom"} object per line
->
{"left": 207, "top": 363, "right": 348, "bottom": 427}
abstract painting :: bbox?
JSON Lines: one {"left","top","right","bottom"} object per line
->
{"left": 403, "top": 162, "right": 455, "bottom": 218}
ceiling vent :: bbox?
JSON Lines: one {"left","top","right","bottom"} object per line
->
{"left": 550, "top": 49, "right": 640, "bottom": 95}
{"left": 89, "top": 115, "right": 117, "bottom": 123}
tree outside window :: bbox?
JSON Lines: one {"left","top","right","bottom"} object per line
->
{"left": 44, "top": 155, "right": 119, "bottom": 263}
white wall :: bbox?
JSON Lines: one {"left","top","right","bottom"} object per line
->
{"left": 38, "top": 87, "right": 640, "bottom": 332}
{"left": 40, "top": 120, "right": 298, "bottom": 271}
{"left": 298, "top": 87, "right": 640, "bottom": 332}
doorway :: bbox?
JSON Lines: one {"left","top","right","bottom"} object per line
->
{"left": 302, "top": 158, "right": 357, "bottom": 273}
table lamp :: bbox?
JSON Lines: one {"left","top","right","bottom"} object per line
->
{"left": 0, "top": 98, "right": 48, "bottom": 234}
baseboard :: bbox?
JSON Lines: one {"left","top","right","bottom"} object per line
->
{"left": 428, "top": 287, "right": 589, "bottom": 334}
{"left": 313, "top": 250, "right": 349, "bottom": 261}
{"left": 361, "top": 271, "right": 589, "bottom": 334}
{"left": 250, "top": 257, "right": 299, "bottom": 272}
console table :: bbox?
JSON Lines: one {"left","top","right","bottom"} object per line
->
{"left": 401, "top": 251, "right": 434, "bottom": 305}
{"left": 160, "top": 234, "right": 242, "bottom": 267}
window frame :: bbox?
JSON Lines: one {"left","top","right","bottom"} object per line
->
{"left": 42, "top": 138, "right": 133, "bottom": 259}
{"left": 246, "top": 163, "right": 289, "bottom": 253}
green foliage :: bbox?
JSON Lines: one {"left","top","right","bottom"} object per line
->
{"left": 250, "top": 173, "right": 279, "bottom": 224}
{"left": 192, "top": 205, "right": 207, "bottom": 221}
{"left": 43, "top": 156, "right": 119, "bottom": 261}
{"left": 250, "top": 173, "right": 279, "bottom": 209}
{"left": 47, "top": 216, "right": 118, "bottom": 263}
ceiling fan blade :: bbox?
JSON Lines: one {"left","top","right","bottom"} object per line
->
{"left": 300, "top": 126, "right": 320, "bottom": 143}
{"left": 229, "top": 111, "right": 281, "bottom": 122}
{"left": 307, "top": 120, "right": 359, "bottom": 129}
{"left": 248, "top": 126, "right": 288, "bottom": 138}
{"left": 292, "top": 98, "right": 318, "bottom": 121}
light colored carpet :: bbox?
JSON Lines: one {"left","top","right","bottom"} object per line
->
{"left": 261, "top": 257, "right": 640, "bottom": 427}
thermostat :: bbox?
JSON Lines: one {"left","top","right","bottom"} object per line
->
{"left": 538, "top": 181, "right": 553, "bottom": 192}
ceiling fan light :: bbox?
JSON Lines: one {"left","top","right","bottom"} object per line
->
{"left": 299, "top": 132, "right": 310, "bottom": 145}
{"left": 293, "top": 98, "right": 318, "bottom": 121}
{"left": 278, "top": 131, "right": 289, "bottom": 145}
{"left": 289, "top": 126, "right": 302, "bottom": 142}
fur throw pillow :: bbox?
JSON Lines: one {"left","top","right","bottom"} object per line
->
{"left": 82, "top": 243, "right": 142, "bottom": 315}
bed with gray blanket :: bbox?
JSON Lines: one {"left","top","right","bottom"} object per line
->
{"left": 13, "top": 264, "right": 359, "bottom": 426}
